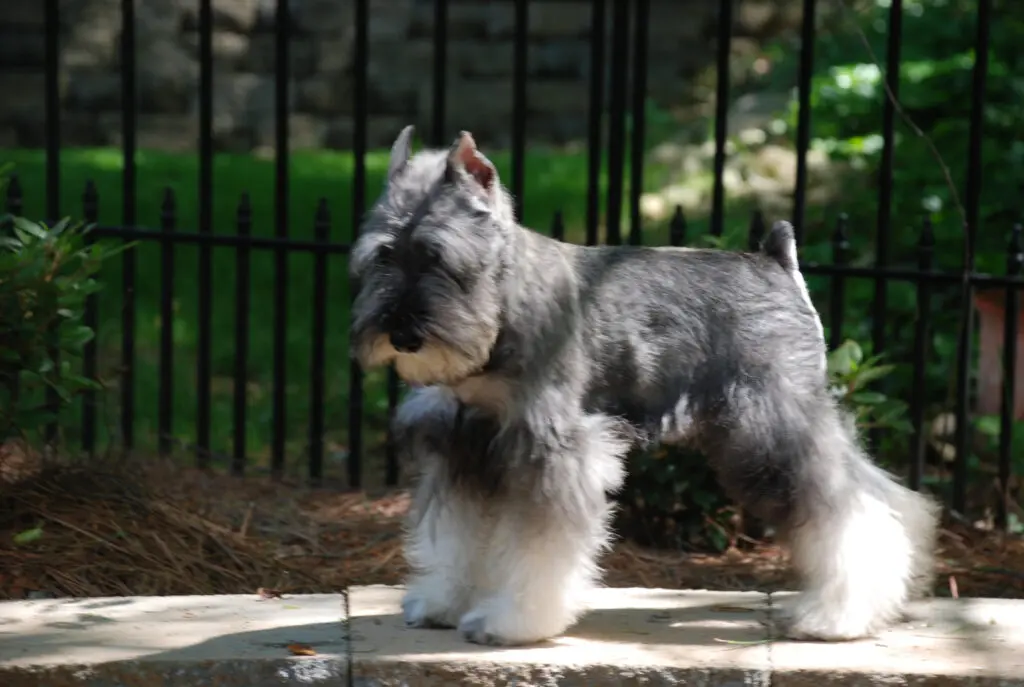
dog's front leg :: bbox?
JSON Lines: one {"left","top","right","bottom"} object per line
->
{"left": 457, "top": 410, "right": 630, "bottom": 646}
{"left": 394, "top": 387, "right": 483, "bottom": 630}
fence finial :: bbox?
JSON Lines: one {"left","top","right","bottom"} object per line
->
{"left": 669, "top": 205, "right": 686, "bottom": 247}
{"left": 747, "top": 210, "right": 766, "bottom": 251}
{"left": 551, "top": 210, "right": 565, "bottom": 242}
{"left": 83, "top": 179, "right": 99, "bottom": 222}
{"left": 5, "top": 174, "right": 23, "bottom": 215}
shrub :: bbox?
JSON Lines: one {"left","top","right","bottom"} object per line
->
{"left": 0, "top": 171, "right": 125, "bottom": 444}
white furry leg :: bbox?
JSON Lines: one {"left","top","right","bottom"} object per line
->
{"left": 455, "top": 505, "right": 600, "bottom": 645}
{"left": 395, "top": 386, "right": 482, "bottom": 630}
{"left": 785, "top": 492, "right": 912, "bottom": 640}
{"left": 457, "top": 414, "right": 628, "bottom": 646}
{"left": 401, "top": 464, "right": 484, "bottom": 629}
{"left": 784, "top": 438, "right": 938, "bottom": 641}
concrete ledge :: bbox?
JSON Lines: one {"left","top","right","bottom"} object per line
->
{"left": 3, "top": 587, "right": 1024, "bottom": 686}
{"left": 0, "top": 593, "right": 347, "bottom": 686}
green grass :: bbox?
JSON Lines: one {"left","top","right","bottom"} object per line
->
{"left": 4, "top": 145, "right": 755, "bottom": 483}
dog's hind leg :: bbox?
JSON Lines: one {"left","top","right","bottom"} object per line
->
{"left": 395, "top": 388, "right": 483, "bottom": 629}
{"left": 457, "top": 413, "right": 629, "bottom": 646}
{"left": 708, "top": 383, "right": 939, "bottom": 641}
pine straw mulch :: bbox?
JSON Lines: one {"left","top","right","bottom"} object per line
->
{"left": 1, "top": 454, "right": 1023, "bottom": 600}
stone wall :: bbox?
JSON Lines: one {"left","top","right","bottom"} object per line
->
{"left": 0, "top": 0, "right": 801, "bottom": 152}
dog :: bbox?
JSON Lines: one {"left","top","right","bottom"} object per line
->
{"left": 348, "top": 125, "right": 940, "bottom": 646}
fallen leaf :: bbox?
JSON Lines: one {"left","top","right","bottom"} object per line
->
{"left": 13, "top": 527, "right": 44, "bottom": 545}
{"left": 258, "top": 587, "right": 283, "bottom": 600}
{"left": 287, "top": 643, "right": 317, "bottom": 656}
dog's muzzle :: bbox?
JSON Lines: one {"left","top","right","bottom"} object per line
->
{"left": 389, "top": 328, "right": 423, "bottom": 354}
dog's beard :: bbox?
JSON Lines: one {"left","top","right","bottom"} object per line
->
{"left": 360, "top": 334, "right": 487, "bottom": 387}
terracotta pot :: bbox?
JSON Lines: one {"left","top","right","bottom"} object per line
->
{"left": 973, "top": 290, "right": 1024, "bottom": 420}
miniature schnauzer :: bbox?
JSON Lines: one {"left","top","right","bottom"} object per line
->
{"left": 349, "top": 125, "right": 939, "bottom": 646}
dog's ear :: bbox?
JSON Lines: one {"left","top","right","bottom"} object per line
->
{"left": 387, "top": 125, "right": 415, "bottom": 182}
{"left": 444, "top": 131, "right": 497, "bottom": 193}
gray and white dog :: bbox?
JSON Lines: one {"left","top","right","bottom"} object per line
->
{"left": 349, "top": 125, "right": 939, "bottom": 646}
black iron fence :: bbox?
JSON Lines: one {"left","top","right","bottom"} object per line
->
{"left": 3, "top": 0, "right": 1021, "bottom": 528}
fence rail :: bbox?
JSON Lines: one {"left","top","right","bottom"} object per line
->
{"left": 2, "top": 0, "right": 1021, "bottom": 529}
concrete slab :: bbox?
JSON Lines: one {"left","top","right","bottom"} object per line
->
{"left": 2, "top": 587, "right": 1024, "bottom": 686}
{"left": 0, "top": 592, "right": 348, "bottom": 686}
{"left": 349, "top": 584, "right": 773, "bottom": 686}
{"left": 769, "top": 591, "right": 1024, "bottom": 687}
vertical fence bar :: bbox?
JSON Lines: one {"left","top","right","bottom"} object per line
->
{"left": 158, "top": 189, "right": 177, "bottom": 456}
{"left": 5, "top": 176, "right": 23, "bottom": 216}
{"left": 669, "top": 205, "right": 686, "bottom": 247}
{"left": 81, "top": 182, "right": 99, "bottom": 456}
{"left": 585, "top": 0, "right": 606, "bottom": 247}
{"left": 791, "top": 0, "right": 816, "bottom": 244}
{"left": 44, "top": 0, "right": 60, "bottom": 224}
{"left": 309, "top": 199, "right": 330, "bottom": 486}
{"left": 627, "top": 0, "right": 649, "bottom": 247}
{"left": 997, "top": 223, "right": 1022, "bottom": 528}
{"left": 868, "top": 0, "right": 903, "bottom": 452}
{"left": 348, "top": 0, "right": 369, "bottom": 489}
{"left": 551, "top": 210, "right": 565, "bottom": 242}
{"left": 232, "top": 193, "right": 252, "bottom": 476}
{"left": 384, "top": 371, "right": 400, "bottom": 487}
{"left": 120, "top": 0, "right": 137, "bottom": 453}
{"left": 871, "top": 0, "right": 902, "bottom": 360}
{"left": 909, "top": 217, "right": 934, "bottom": 491}
{"left": 196, "top": 0, "right": 214, "bottom": 468}
{"left": 431, "top": 0, "right": 448, "bottom": 146}
{"left": 511, "top": 0, "right": 529, "bottom": 222}
{"left": 747, "top": 210, "right": 766, "bottom": 251}
{"left": 272, "top": 0, "right": 290, "bottom": 479}
{"left": 604, "top": 0, "right": 630, "bottom": 246}
{"left": 710, "top": 0, "right": 733, "bottom": 238}
{"left": 952, "top": 0, "right": 992, "bottom": 513}
{"left": 44, "top": 0, "right": 61, "bottom": 445}
{"left": 4, "top": 178, "right": 21, "bottom": 403}
{"left": 829, "top": 213, "right": 849, "bottom": 351}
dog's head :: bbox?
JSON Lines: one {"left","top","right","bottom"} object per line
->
{"left": 349, "top": 126, "right": 516, "bottom": 387}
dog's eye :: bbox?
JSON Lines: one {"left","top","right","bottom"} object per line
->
{"left": 424, "top": 245, "right": 442, "bottom": 265}
{"left": 375, "top": 244, "right": 394, "bottom": 264}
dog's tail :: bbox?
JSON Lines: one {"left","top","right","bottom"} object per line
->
{"left": 760, "top": 220, "right": 798, "bottom": 272}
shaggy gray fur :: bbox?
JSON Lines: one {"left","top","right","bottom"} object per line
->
{"left": 350, "top": 126, "right": 940, "bottom": 646}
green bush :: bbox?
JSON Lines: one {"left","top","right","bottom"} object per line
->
{"left": 736, "top": 0, "right": 1024, "bottom": 498}
{"left": 615, "top": 339, "right": 909, "bottom": 551}
{"left": 0, "top": 170, "right": 124, "bottom": 444}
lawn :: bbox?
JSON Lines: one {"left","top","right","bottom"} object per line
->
{"left": 4, "top": 145, "right": 756, "bottom": 483}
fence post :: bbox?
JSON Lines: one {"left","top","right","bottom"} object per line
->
{"left": 747, "top": 210, "right": 766, "bottom": 251}
{"left": 81, "top": 181, "right": 100, "bottom": 457}
{"left": 997, "top": 223, "right": 1023, "bottom": 528}
{"left": 232, "top": 193, "right": 252, "bottom": 476}
{"left": 669, "top": 205, "right": 687, "bottom": 247}
{"left": 829, "top": 213, "right": 849, "bottom": 352}
{"left": 309, "top": 199, "right": 330, "bottom": 486}
{"left": 158, "top": 188, "right": 177, "bottom": 457}
{"left": 909, "top": 216, "right": 934, "bottom": 492}
{"left": 952, "top": 0, "right": 994, "bottom": 513}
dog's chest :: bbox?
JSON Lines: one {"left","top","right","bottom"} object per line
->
{"left": 453, "top": 375, "right": 514, "bottom": 417}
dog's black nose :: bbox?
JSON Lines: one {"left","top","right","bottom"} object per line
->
{"left": 389, "top": 330, "right": 423, "bottom": 353}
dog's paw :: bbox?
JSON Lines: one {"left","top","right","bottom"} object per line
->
{"left": 401, "top": 595, "right": 454, "bottom": 630}
{"left": 457, "top": 610, "right": 509, "bottom": 646}
{"left": 780, "top": 608, "right": 876, "bottom": 642}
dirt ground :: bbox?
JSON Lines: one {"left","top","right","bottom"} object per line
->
{"left": 1, "top": 456, "right": 1023, "bottom": 601}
